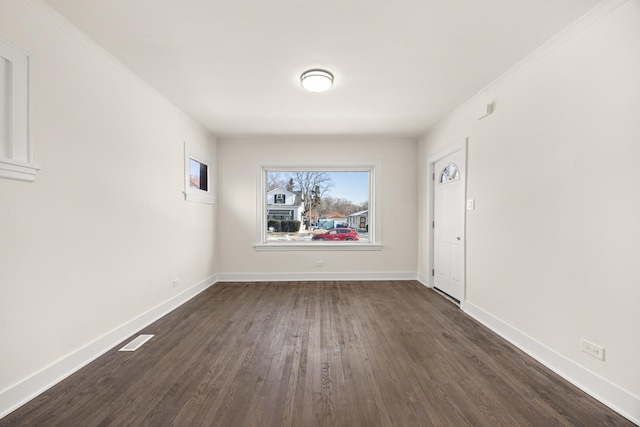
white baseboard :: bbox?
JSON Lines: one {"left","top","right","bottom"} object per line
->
{"left": 416, "top": 272, "right": 432, "bottom": 288}
{"left": 217, "top": 271, "right": 417, "bottom": 282}
{"left": 464, "top": 301, "right": 640, "bottom": 426}
{"left": 0, "top": 274, "right": 219, "bottom": 419}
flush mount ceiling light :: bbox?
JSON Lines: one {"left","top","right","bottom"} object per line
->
{"left": 300, "top": 69, "right": 334, "bottom": 93}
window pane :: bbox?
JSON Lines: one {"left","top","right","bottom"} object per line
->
{"left": 265, "top": 170, "right": 369, "bottom": 243}
{"left": 439, "top": 163, "right": 460, "bottom": 183}
{"left": 190, "top": 158, "right": 208, "bottom": 191}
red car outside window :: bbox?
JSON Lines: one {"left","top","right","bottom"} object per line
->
{"left": 311, "top": 228, "right": 359, "bottom": 241}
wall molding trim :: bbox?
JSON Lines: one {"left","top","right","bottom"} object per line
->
{"left": 0, "top": 274, "right": 219, "bottom": 419}
{"left": 464, "top": 301, "right": 640, "bottom": 425}
{"left": 217, "top": 271, "right": 417, "bottom": 282}
{"left": 416, "top": 272, "right": 431, "bottom": 288}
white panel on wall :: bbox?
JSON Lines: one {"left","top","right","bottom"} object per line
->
{"left": 0, "top": 56, "right": 7, "bottom": 152}
{"left": 0, "top": 36, "right": 36, "bottom": 181}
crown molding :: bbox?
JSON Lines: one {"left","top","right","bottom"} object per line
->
{"left": 422, "top": 0, "right": 631, "bottom": 138}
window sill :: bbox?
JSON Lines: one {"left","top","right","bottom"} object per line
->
{"left": 0, "top": 158, "right": 40, "bottom": 182}
{"left": 254, "top": 242, "right": 383, "bottom": 251}
{"left": 184, "top": 192, "right": 216, "bottom": 204}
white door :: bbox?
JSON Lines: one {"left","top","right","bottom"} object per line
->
{"left": 434, "top": 150, "right": 465, "bottom": 302}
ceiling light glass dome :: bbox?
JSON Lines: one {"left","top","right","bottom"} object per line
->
{"left": 300, "top": 69, "right": 334, "bottom": 93}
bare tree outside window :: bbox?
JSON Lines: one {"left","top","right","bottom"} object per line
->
{"left": 267, "top": 173, "right": 286, "bottom": 191}
{"left": 291, "top": 171, "right": 334, "bottom": 220}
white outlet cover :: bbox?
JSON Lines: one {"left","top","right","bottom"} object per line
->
{"left": 466, "top": 199, "right": 475, "bottom": 210}
{"left": 581, "top": 339, "right": 605, "bottom": 361}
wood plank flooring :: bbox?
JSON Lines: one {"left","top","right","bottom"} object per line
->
{"left": 1, "top": 281, "right": 634, "bottom": 426}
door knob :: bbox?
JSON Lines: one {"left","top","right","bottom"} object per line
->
{"left": 456, "top": 236, "right": 461, "bottom": 240}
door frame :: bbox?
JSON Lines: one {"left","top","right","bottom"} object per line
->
{"left": 426, "top": 138, "right": 468, "bottom": 306}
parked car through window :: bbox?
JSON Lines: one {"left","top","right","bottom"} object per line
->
{"left": 311, "top": 228, "right": 359, "bottom": 241}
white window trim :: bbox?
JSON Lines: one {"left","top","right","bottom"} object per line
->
{"left": 183, "top": 142, "right": 215, "bottom": 204}
{"left": 254, "top": 161, "right": 382, "bottom": 251}
{"left": 0, "top": 38, "right": 39, "bottom": 182}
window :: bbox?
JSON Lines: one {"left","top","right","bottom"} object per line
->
{"left": 439, "top": 163, "right": 460, "bottom": 183}
{"left": 189, "top": 158, "right": 209, "bottom": 191}
{"left": 255, "top": 162, "right": 382, "bottom": 251}
{"left": 184, "top": 143, "right": 215, "bottom": 204}
{"left": 0, "top": 38, "right": 38, "bottom": 181}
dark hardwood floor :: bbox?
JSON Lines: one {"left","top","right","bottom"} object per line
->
{"left": 1, "top": 281, "right": 634, "bottom": 426}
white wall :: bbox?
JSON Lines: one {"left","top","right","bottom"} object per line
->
{"left": 418, "top": 0, "right": 640, "bottom": 418}
{"left": 3, "top": 0, "right": 637, "bottom": 422}
{"left": 0, "top": 0, "right": 217, "bottom": 400}
{"left": 218, "top": 137, "right": 417, "bottom": 278}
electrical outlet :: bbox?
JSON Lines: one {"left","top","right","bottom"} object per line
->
{"left": 581, "top": 339, "right": 604, "bottom": 361}
{"left": 315, "top": 261, "right": 324, "bottom": 268}
{"left": 172, "top": 278, "right": 180, "bottom": 288}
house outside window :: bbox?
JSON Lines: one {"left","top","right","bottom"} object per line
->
{"left": 347, "top": 209, "right": 369, "bottom": 231}
{"left": 266, "top": 188, "right": 304, "bottom": 221}
{"left": 267, "top": 209, "right": 294, "bottom": 220}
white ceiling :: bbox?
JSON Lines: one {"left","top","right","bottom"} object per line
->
{"left": 41, "top": 0, "right": 600, "bottom": 138}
